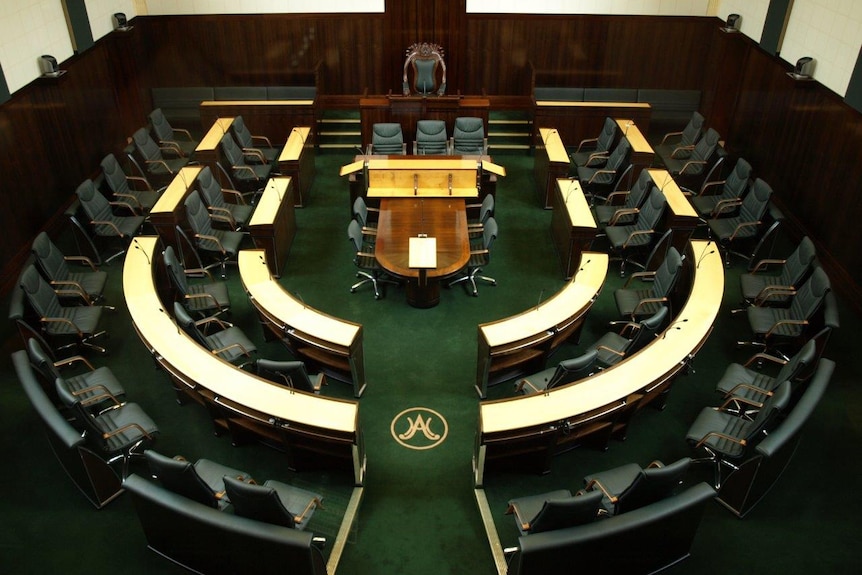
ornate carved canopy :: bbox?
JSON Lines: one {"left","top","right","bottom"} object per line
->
{"left": 403, "top": 42, "right": 447, "bottom": 96}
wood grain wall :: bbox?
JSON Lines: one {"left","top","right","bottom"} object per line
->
{"left": 1, "top": 6, "right": 861, "bottom": 308}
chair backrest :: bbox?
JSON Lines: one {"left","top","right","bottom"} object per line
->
{"left": 748, "top": 380, "right": 792, "bottom": 436}
{"left": 625, "top": 170, "right": 653, "bottom": 210}
{"left": 184, "top": 190, "right": 214, "bottom": 237}
{"left": 692, "top": 128, "right": 720, "bottom": 164}
{"left": 790, "top": 265, "right": 830, "bottom": 322}
{"left": 453, "top": 116, "right": 485, "bottom": 154}
{"left": 347, "top": 219, "right": 365, "bottom": 253}
{"left": 132, "top": 127, "right": 163, "bottom": 162}
{"left": 651, "top": 247, "right": 683, "bottom": 299}
{"left": 231, "top": 115, "right": 254, "bottom": 149}
{"left": 628, "top": 306, "right": 669, "bottom": 354}
{"left": 223, "top": 475, "right": 296, "bottom": 528}
{"left": 26, "top": 336, "right": 61, "bottom": 388}
{"left": 19, "top": 265, "right": 62, "bottom": 320}
{"left": 415, "top": 120, "right": 448, "bottom": 155}
{"left": 76, "top": 179, "right": 112, "bottom": 224}
{"left": 779, "top": 236, "right": 817, "bottom": 287}
{"left": 529, "top": 489, "right": 604, "bottom": 534}
{"left": 371, "top": 123, "right": 405, "bottom": 155}
{"left": 163, "top": 245, "right": 189, "bottom": 295}
{"left": 144, "top": 450, "right": 219, "bottom": 508}
{"left": 547, "top": 349, "right": 599, "bottom": 390}
{"left": 617, "top": 457, "right": 691, "bottom": 514}
{"left": 353, "top": 196, "right": 371, "bottom": 227}
{"left": 476, "top": 194, "right": 495, "bottom": 224}
{"left": 634, "top": 188, "right": 667, "bottom": 233}
{"left": 775, "top": 338, "right": 817, "bottom": 385}
{"left": 679, "top": 111, "right": 705, "bottom": 146}
{"left": 739, "top": 178, "right": 772, "bottom": 223}
{"left": 32, "top": 232, "right": 70, "bottom": 284}
{"left": 173, "top": 301, "right": 208, "bottom": 347}
{"left": 148, "top": 108, "right": 173, "bottom": 143}
{"left": 718, "top": 157, "right": 752, "bottom": 200}
{"left": 254, "top": 359, "right": 317, "bottom": 394}
{"left": 481, "top": 217, "right": 498, "bottom": 252}
{"left": 605, "top": 137, "right": 631, "bottom": 172}
{"left": 220, "top": 132, "right": 245, "bottom": 167}
{"left": 595, "top": 117, "right": 619, "bottom": 154}
{"left": 100, "top": 153, "right": 131, "bottom": 196}
{"left": 196, "top": 165, "right": 227, "bottom": 210}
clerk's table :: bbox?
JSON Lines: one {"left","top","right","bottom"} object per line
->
{"left": 375, "top": 198, "right": 470, "bottom": 308}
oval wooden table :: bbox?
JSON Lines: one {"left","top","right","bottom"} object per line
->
{"left": 374, "top": 197, "right": 470, "bottom": 307}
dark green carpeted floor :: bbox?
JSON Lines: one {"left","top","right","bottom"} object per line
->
{"left": 1, "top": 151, "right": 860, "bottom": 574}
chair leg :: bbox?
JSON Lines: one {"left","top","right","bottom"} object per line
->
{"left": 449, "top": 266, "right": 495, "bottom": 296}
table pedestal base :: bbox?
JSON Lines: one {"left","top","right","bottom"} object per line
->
{"left": 406, "top": 279, "right": 440, "bottom": 308}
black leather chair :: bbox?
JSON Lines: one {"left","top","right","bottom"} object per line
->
{"left": 31, "top": 231, "right": 109, "bottom": 306}
{"left": 514, "top": 349, "right": 599, "bottom": 395}
{"left": 173, "top": 301, "right": 256, "bottom": 365}
{"left": 144, "top": 449, "right": 253, "bottom": 510}
{"left": 582, "top": 457, "right": 692, "bottom": 515}
{"left": 223, "top": 474, "right": 323, "bottom": 530}
{"left": 231, "top": 115, "right": 279, "bottom": 164}
{"left": 251, "top": 359, "right": 326, "bottom": 394}
{"left": 506, "top": 488, "right": 605, "bottom": 535}
{"left": 613, "top": 246, "right": 683, "bottom": 321}
{"left": 371, "top": 122, "right": 407, "bottom": 155}
{"left": 570, "top": 116, "right": 618, "bottom": 168}
{"left": 163, "top": 244, "right": 231, "bottom": 319}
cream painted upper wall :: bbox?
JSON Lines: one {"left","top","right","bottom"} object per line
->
{"left": 466, "top": 0, "right": 710, "bottom": 15}
{"left": 713, "top": 0, "right": 769, "bottom": 39}
{"left": 0, "top": 0, "right": 74, "bottom": 93}
{"left": 143, "top": 0, "right": 384, "bottom": 15}
{"left": 780, "top": 0, "right": 862, "bottom": 96}
{"left": 86, "top": 0, "right": 137, "bottom": 40}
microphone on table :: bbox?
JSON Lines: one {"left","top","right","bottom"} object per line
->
{"left": 697, "top": 240, "right": 715, "bottom": 269}
{"left": 624, "top": 121, "right": 633, "bottom": 136}
{"left": 133, "top": 238, "right": 150, "bottom": 265}
{"left": 413, "top": 173, "right": 418, "bottom": 196}
{"left": 295, "top": 292, "right": 307, "bottom": 309}
{"left": 536, "top": 288, "right": 545, "bottom": 311}
{"left": 578, "top": 258, "right": 591, "bottom": 273}
{"left": 662, "top": 317, "right": 688, "bottom": 339}
{"left": 448, "top": 173, "right": 453, "bottom": 196}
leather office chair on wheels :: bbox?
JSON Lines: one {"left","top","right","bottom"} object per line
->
{"left": 452, "top": 117, "right": 487, "bottom": 155}
{"left": 449, "top": 216, "right": 498, "bottom": 296}
{"left": 173, "top": 301, "right": 256, "bottom": 365}
{"left": 654, "top": 111, "right": 705, "bottom": 165}
{"left": 570, "top": 117, "right": 619, "bottom": 168}
{"left": 148, "top": 108, "right": 198, "bottom": 157}
{"left": 31, "top": 231, "right": 109, "bottom": 306}
{"left": 371, "top": 123, "right": 407, "bottom": 155}
{"left": 163, "top": 245, "right": 231, "bottom": 319}
{"left": 347, "top": 219, "right": 398, "bottom": 299}
{"left": 183, "top": 190, "right": 244, "bottom": 279}
{"left": 144, "top": 449, "right": 253, "bottom": 510}
{"left": 100, "top": 152, "right": 161, "bottom": 213}
{"left": 75, "top": 178, "right": 145, "bottom": 264}
{"left": 414, "top": 120, "right": 449, "bottom": 155}
{"left": 231, "top": 115, "right": 279, "bottom": 164}
{"left": 196, "top": 165, "right": 254, "bottom": 231}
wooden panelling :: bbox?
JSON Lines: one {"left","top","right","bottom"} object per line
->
{"left": 2, "top": 9, "right": 862, "bottom": 312}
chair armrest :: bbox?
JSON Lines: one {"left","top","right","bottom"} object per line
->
{"left": 698, "top": 179, "right": 726, "bottom": 196}
{"left": 630, "top": 296, "right": 667, "bottom": 318}
{"left": 621, "top": 229, "right": 654, "bottom": 249}
{"left": 250, "top": 134, "right": 273, "bottom": 147}
{"left": 54, "top": 355, "right": 96, "bottom": 371}
{"left": 670, "top": 144, "right": 695, "bottom": 158}
{"left": 41, "top": 316, "right": 83, "bottom": 335}
{"left": 585, "top": 151, "right": 609, "bottom": 166}
{"left": 108, "top": 200, "right": 140, "bottom": 215}
{"left": 183, "top": 267, "right": 216, "bottom": 281}
{"left": 207, "top": 206, "right": 238, "bottom": 229}
{"left": 754, "top": 285, "right": 796, "bottom": 306}
{"left": 583, "top": 478, "right": 618, "bottom": 503}
{"left": 158, "top": 142, "right": 184, "bottom": 157}
{"left": 232, "top": 165, "right": 260, "bottom": 178}
{"left": 90, "top": 219, "right": 125, "bottom": 237}
{"left": 722, "top": 383, "right": 773, "bottom": 403}
{"left": 575, "top": 137, "right": 598, "bottom": 153}
{"left": 514, "top": 378, "right": 541, "bottom": 394}
{"left": 75, "top": 385, "right": 123, "bottom": 406}
{"left": 677, "top": 159, "right": 706, "bottom": 175}
{"left": 102, "top": 422, "right": 155, "bottom": 441}
{"left": 587, "top": 169, "right": 616, "bottom": 184}
{"left": 719, "top": 393, "right": 769, "bottom": 411}
{"left": 764, "top": 319, "right": 808, "bottom": 339}
{"left": 729, "top": 220, "right": 762, "bottom": 241}
{"left": 625, "top": 270, "right": 657, "bottom": 285}
{"left": 594, "top": 344, "right": 626, "bottom": 358}
{"left": 194, "top": 233, "right": 227, "bottom": 254}
{"left": 743, "top": 352, "right": 787, "bottom": 368}
{"left": 212, "top": 342, "right": 253, "bottom": 358}
{"left": 194, "top": 316, "right": 231, "bottom": 330}
{"left": 660, "top": 131, "right": 683, "bottom": 145}
{"left": 603, "top": 190, "right": 630, "bottom": 205}
{"left": 184, "top": 292, "right": 225, "bottom": 310}
{"left": 63, "top": 255, "right": 99, "bottom": 271}
{"left": 694, "top": 431, "right": 747, "bottom": 450}
{"left": 113, "top": 192, "right": 144, "bottom": 209}
{"left": 710, "top": 198, "right": 743, "bottom": 218}
{"left": 172, "top": 127, "right": 194, "bottom": 141}
{"left": 749, "top": 258, "right": 787, "bottom": 274}
{"left": 126, "top": 175, "right": 154, "bottom": 191}
{"left": 222, "top": 188, "right": 246, "bottom": 204}
{"left": 294, "top": 497, "right": 324, "bottom": 525}
{"left": 608, "top": 207, "right": 639, "bottom": 226}
{"left": 242, "top": 149, "right": 267, "bottom": 164}
{"left": 145, "top": 159, "right": 176, "bottom": 174}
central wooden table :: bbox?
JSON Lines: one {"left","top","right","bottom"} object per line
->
{"left": 375, "top": 197, "right": 470, "bottom": 308}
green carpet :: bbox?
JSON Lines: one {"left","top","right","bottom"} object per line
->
{"left": 1, "top": 151, "right": 860, "bottom": 574}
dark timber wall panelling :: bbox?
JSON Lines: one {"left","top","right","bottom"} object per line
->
{"left": 1, "top": 8, "right": 862, "bottom": 308}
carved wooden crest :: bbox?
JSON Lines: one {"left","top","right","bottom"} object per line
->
{"left": 403, "top": 42, "right": 447, "bottom": 96}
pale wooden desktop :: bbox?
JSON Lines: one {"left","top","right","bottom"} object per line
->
{"left": 551, "top": 178, "right": 598, "bottom": 279}
{"left": 475, "top": 241, "right": 723, "bottom": 483}
{"left": 534, "top": 127, "right": 571, "bottom": 208}
{"left": 247, "top": 177, "right": 296, "bottom": 278}
{"left": 277, "top": 126, "right": 314, "bottom": 207}
{"left": 476, "top": 252, "right": 609, "bottom": 398}
{"left": 647, "top": 168, "right": 700, "bottom": 253}
{"left": 124, "top": 237, "right": 363, "bottom": 480}
{"left": 239, "top": 249, "right": 367, "bottom": 398}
